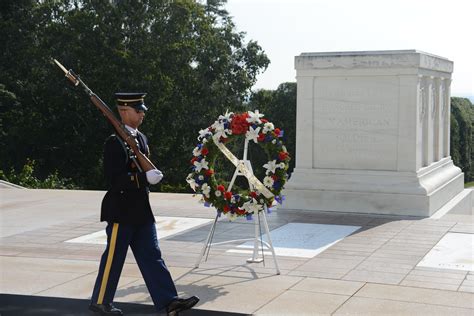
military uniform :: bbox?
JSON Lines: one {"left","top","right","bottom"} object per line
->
{"left": 100, "top": 131, "right": 155, "bottom": 224}
{"left": 90, "top": 93, "right": 179, "bottom": 314}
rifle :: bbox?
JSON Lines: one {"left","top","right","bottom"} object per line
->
{"left": 53, "top": 59, "right": 156, "bottom": 172}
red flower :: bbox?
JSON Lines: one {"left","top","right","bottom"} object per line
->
{"left": 274, "top": 128, "right": 281, "bottom": 137}
{"left": 230, "top": 113, "right": 250, "bottom": 135}
{"left": 261, "top": 118, "right": 268, "bottom": 123}
{"left": 278, "top": 151, "right": 289, "bottom": 161}
{"left": 205, "top": 169, "right": 214, "bottom": 177}
{"left": 201, "top": 147, "right": 209, "bottom": 156}
{"left": 223, "top": 205, "right": 230, "bottom": 212}
{"left": 224, "top": 191, "right": 233, "bottom": 200}
{"left": 217, "top": 185, "right": 225, "bottom": 192}
{"left": 190, "top": 157, "right": 198, "bottom": 165}
{"left": 257, "top": 133, "right": 266, "bottom": 142}
{"left": 236, "top": 208, "right": 246, "bottom": 215}
{"left": 271, "top": 175, "right": 278, "bottom": 181}
{"left": 250, "top": 191, "right": 258, "bottom": 199}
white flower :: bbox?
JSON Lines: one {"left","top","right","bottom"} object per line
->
{"left": 215, "top": 190, "right": 222, "bottom": 197}
{"left": 243, "top": 200, "right": 263, "bottom": 214}
{"left": 263, "top": 160, "right": 278, "bottom": 174}
{"left": 198, "top": 175, "right": 204, "bottom": 180}
{"left": 192, "top": 146, "right": 201, "bottom": 157}
{"left": 279, "top": 162, "right": 285, "bottom": 169}
{"left": 202, "top": 138, "right": 208, "bottom": 144}
{"left": 230, "top": 195, "right": 236, "bottom": 203}
{"left": 246, "top": 110, "right": 264, "bottom": 124}
{"left": 201, "top": 183, "right": 211, "bottom": 198}
{"left": 218, "top": 110, "right": 233, "bottom": 122}
{"left": 193, "top": 159, "right": 209, "bottom": 172}
{"left": 272, "top": 139, "right": 276, "bottom": 144}
{"left": 245, "top": 126, "right": 261, "bottom": 143}
{"left": 198, "top": 128, "right": 211, "bottom": 140}
{"left": 211, "top": 119, "right": 224, "bottom": 130}
{"left": 263, "top": 122, "right": 274, "bottom": 133}
{"left": 263, "top": 176, "right": 274, "bottom": 188}
{"left": 186, "top": 174, "right": 197, "bottom": 191}
{"left": 213, "top": 126, "right": 229, "bottom": 141}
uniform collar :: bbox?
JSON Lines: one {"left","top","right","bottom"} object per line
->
{"left": 124, "top": 125, "right": 138, "bottom": 136}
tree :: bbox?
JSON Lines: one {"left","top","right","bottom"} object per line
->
{"left": 0, "top": 0, "right": 269, "bottom": 190}
{"left": 450, "top": 97, "right": 473, "bottom": 181}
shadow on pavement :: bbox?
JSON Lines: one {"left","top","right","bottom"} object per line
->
{"left": 0, "top": 294, "right": 248, "bottom": 316}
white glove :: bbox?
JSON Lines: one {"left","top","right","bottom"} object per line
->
{"left": 146, "top": 169, "right": 163, "bottom": 185}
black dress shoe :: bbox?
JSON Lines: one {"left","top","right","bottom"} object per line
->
{"left": 89, "top": 303, "right": 123, "bottom": 315}
{"left": 166, "top": 296, "right": 200, "bottom": 316}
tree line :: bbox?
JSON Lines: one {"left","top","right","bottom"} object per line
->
{"left": 0, "top": 0, "right": 270, "bottom": 191}
{"left": 1, "top": 1, "right": 471, "bottom": 190}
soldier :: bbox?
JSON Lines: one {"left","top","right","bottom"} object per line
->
{"left": 89, "top": 93, "right": 199, "bottom": 316}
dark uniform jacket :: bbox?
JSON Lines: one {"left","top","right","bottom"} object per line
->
{"left": 101, "top": 131, "right": 155, "bottom": 225}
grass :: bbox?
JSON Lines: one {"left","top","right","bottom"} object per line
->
{"left": 465, "top": 181, "right": 474, "bottom": 188}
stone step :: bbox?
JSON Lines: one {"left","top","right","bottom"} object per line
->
{"left": 431, "top": 188, "right": 474, "bottom": 218}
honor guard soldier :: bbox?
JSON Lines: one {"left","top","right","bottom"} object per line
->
{"left": 89, "top": 93, "right": 199, "bottom": 316}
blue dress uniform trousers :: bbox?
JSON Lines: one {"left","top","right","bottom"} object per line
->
{"left": 91, "top": 222, "right": 178, "bottom": 310}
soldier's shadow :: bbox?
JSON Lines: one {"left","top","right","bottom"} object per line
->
{"left": 114, "top": 265, "right": 267, "bottom": 315}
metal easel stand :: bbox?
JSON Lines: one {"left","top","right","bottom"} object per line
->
{"left": 194, "top": 138, "right": 280, "bottom": 275}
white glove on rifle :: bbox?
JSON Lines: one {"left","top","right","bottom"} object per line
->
{"left": 146, "top": 169, "right": 163, "bottom": 184}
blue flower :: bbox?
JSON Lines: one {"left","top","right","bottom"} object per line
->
{"left": 246, "top": 214, "right": 253, "bottom": 220}
{"left": 195, "top": 176, "right": 205, "bottom": 185}
{"left": 204, "top": 201, "right": 211, "bottom": 207}
{"left": 275, "top": 195, "right": 285, "bottom": 204}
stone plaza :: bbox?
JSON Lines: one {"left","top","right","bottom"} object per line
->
{"left": 1, "top": 188, "right": 473, "bottom": 315}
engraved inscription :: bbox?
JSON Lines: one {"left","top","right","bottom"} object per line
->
{"left": 313, "top": 76, "right": 398, "bottom": 170}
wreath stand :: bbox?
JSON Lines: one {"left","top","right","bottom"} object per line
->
{"left": 194, "top": 138, "right": 281, "bottom": 275}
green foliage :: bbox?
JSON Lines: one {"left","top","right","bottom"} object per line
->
{"left": 0, "top": 159, "right": 77, "bottom": 189}
{"left": 0, "top": 0, "right": 269, "bottom": 191}
{"left": 450, "top": 97, "right": 474, "bottom": 181}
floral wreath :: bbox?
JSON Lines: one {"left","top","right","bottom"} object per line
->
{"left": 186, "top": 110, "right": 290, "bottom": 220}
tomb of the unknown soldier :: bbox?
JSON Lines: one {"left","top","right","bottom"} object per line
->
{"left": 282, "top": 50, "right": 473, "bottom": 217}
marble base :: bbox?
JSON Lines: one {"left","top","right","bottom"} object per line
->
{"left": 281, "top": 158, "right": 465, "bottom": 217}
{"left": 65, "top": 216, "right": 213, "bottom": 244}
{"left": 227, "top": 223, "right": 361, "bottom": 258}
{"left": 417, "top": 233, "right": 474, "bottom": 271}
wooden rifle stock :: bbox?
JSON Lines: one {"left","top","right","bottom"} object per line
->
{"left": 53, "top": 59, "right": 156, "bottom": 172}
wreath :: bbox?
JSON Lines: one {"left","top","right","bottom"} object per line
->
{"left": 186, "top": 110, "right": 290, "bottom": 220}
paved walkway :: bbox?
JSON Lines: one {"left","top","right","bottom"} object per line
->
{"left": 1, "top": 188, "right": 473, "bottom": 315}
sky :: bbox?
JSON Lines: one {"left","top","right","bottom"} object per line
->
{"left": 225, "top": 0, "right": 473, "bottom": 97}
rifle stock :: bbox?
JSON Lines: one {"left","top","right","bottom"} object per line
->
{"left": 54, "top": 59, "right": 156, "bottom": 172}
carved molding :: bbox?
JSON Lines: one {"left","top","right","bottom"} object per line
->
{"left": 418, "top": 76, "right": 426, "bottom": 123}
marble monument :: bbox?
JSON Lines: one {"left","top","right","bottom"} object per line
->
{"left": 282, "top": 50, "right": 471, "bottom": 216}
